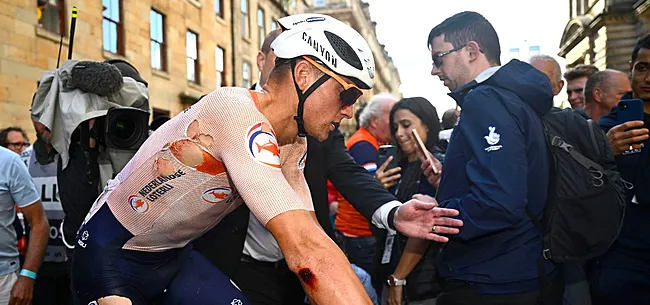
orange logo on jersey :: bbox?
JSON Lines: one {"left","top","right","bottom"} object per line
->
{"left": 256, "top": 140, "right": 280, "bottom": 157}
{"left": 128, "top": 195, "right": 149, "bottom": 214}
{"left": 246, "top": 122, "right": 281, "bottom": 169}
{"left": 202, "top": 187, "right": 233, "bottom": 204}
{"left": 162, "top": 120, "right": 227, "bottom": 176}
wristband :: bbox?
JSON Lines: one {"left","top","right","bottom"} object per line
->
{"left": 387, "top": 206, "right": 399, "bottom": 231}
{"left": 19, "top": 269, "right": 37, "bottom": 280}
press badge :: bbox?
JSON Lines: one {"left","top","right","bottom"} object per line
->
{"left": 381, "top": 234, "right": 395, "bottom": 264}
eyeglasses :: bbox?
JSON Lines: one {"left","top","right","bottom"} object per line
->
{"left": 432, "top": 44, "right": 466, "bottom": 68}
{"left": 7, "top": 142, "right": 30, "bottom": 149}
{"left": 302, "top": 56, "right": 363, "bottom": 107}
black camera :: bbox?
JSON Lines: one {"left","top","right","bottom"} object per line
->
{"left": 104, "top": 107, "right": 150, "bottom": 150}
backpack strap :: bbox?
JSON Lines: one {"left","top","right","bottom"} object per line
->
{"left": 547, "top": 134, "right": 605, "bottom": 173}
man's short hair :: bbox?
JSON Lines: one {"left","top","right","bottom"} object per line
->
{"left": 563, "top": 64, "right": 599, "bottom": 81}
{"left": 584, "top": 69, "right": 623, "bottom": 103}
{"left": 529, "top": 55, "right": 562, "bottom": 82}
{"left": 261, "top": 29, "right": 282, "bottom": 55}
{"left": 269, "top": 56, "right": 324, "bottom": 84}
{"left": 427, "top": 11, "right": 501, "bottom": 66}
{"left": 632, "top": 34, "right": 650, "bottom": 64}
{"left": 358, "top": 93, "right": 396, "bottom": 128}
{"left": 0, "top": 127, "right": 28, "bottom": 147}
{"left": 441, "top": 108, "right": 459, "bottom": 130}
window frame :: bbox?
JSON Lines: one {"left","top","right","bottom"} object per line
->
{"left": 242, "top": 61, "right": 251, "bottom": 88}
{"left": 150, "top": 9, "right": 167, "bottom": 72}
{"left": 102, "top": 0, "right": 125, "bottom": 55}
{"left": 40, "top": 0, "right": 67, "bottom": 35}
{"left": 216, "top": 46, "right": 226, "bottom": 87}
{"left": 257, "top": 8, "right": 265, "bottom": 49}
{"left": 241, "top": 0, "right": 249, "bottom": 38}
{"left": 271, "top": 18, "right": 277, "bottom": 31}
{"left": 186, "top": 30, "right": 201, "bottom": 84}
{"left": 215, "top": 0, "right": 223, "bottom": 18}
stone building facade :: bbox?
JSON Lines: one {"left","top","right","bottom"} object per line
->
{"left": 1, "top": 0, "right": 399, "bottom": 137}
{"left": 558, "top": 0, "right": 647, "bottom": 71}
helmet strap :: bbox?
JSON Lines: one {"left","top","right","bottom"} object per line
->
{"left": 290, "top": 58, "right": 331, "bottom": 137}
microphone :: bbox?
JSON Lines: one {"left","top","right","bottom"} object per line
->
{"left": 69, "top": 61, "right": 124, "bottom": 97}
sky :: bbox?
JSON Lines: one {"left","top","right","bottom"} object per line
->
{"left": 363, "top": 0, "right": 571, "bottom": 116}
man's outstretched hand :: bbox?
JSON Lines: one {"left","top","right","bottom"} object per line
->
{"left": 394, "top": 194, "right": 463, "bottom": 242}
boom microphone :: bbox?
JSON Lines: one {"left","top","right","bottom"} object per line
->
{"left": 70, "top": 61, "right": 124, "bottom": 97}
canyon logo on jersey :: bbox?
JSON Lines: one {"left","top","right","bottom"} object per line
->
{"left": 246, "top": 122, "right": 281, "bottom": 169}
{"left": 202, "top": 186, "right": 233, "bottom": 204}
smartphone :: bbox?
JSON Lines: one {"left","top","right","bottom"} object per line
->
{"left": 618, "top": 99, "right": 645, "bottom": 125}
{"left": 378, "top": 145, "right": 398, "bottom": 171}
{"left": 411, "top": 129, "right": 439, "bottom": 175}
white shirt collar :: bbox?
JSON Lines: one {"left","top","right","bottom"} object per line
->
{"left": 474, "top": 66, "right": 501, "bottom": 83}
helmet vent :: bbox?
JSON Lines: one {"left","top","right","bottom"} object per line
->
{"left": 324, "top": 31, "right": 363, "bottom": 70}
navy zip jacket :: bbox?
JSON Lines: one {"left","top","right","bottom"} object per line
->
{"left": 597, "top": 93, "right": 650, "bottom": 272}
{"left": 436, "top": 59, "right": 553, "bottom": 293}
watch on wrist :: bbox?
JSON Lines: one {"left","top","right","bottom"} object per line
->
{"left": 387, "top": 274, "right": 406, "bottom": 286}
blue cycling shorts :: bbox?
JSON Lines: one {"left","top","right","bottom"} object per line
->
{"left": 71, "top": 203, "right": 249, "bottom": 305}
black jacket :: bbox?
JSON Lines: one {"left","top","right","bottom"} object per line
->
{"left": 193, "top": 129, "right": 396, "bottom": 278}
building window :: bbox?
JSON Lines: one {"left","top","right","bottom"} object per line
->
{"left": 186, "top": 30, "right": 200, "bottom": 84}
{"left": 38, "top": 0, "right": 66, "bottom": 35}
{"left": 257, "top": 8, "right": 265, "bottom": 49}
{"left": 509, "top": 48, "right": 519, "bottom": 60}
{"left": 102, "top": 0, "right": 123, "bottom": 54}
{"left": 271, "top": 19, "right": 277, "bottom": 31}
{"left": 315, "top": 0, "right": 325, "bottom": 6}
{"left": 150, "top": 10, "right": 166, "bottom": 71}
{"left": 529, "top": 45, "right": 540, "bottom": 57}
{"left": 216, "top": 46, "right": 225, "bottom": 87}
{"left": 242, "top": 61, "right": 251, "bottom": 88}
{"left": 215, "top": 0, "right": 223, "bottom": 17}
{"left": 241, "top": 0, "right": 249, "bottom": 38}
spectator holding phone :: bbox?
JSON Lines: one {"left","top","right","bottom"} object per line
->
{"left": 374, "top": 97, "right": 444, "bottom": 305}
{"left": 590, "top": 34, "right": 650, "bottom": 305}
{"left": 333, "top": 93, "right": 397, "bottom": 276}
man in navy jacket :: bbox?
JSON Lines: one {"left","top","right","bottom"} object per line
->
{"left": 591, "top": 34, "right": 650, "bottom": 305}
{"left": 423, "top": 11, "right": 559, "bottom": 305}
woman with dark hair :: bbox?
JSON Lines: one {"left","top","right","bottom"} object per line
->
{"left": 374, "top": 97, "right": 444, "bottom": 305}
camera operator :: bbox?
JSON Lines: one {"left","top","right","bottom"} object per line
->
{"left": 31, "top": 58, "right": 150, "bottom": 261}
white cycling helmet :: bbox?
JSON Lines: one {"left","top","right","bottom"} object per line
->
{"left": 270, "top": 14, "right": 375, "bottom": 137}
{"left": 272, "top": 13, "right": 375, "bottom": 90}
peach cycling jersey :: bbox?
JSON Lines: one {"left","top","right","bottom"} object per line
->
{"left": 83, "top": 87, "right": 313, "bottom": 252}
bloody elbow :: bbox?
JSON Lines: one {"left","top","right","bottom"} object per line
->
{"left": 298, "top": 267, "right": 317, "bottom": 290}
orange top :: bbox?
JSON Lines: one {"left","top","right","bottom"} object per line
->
{"left": 334, "top": 127, "right": 379, "bottom": 237}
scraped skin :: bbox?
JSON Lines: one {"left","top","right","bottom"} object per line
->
{"left": 266, "top": 209, "right": 372, "bottom": 304}
{"left": 162, "top": 119, "right": 226, "bottom": 176}
{"left": 97, "top": 295, "right": 132, "bottom": 305}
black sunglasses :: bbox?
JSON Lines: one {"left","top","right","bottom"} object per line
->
{"left": 432, "top": 44, "right": 466, "bottom": 68}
